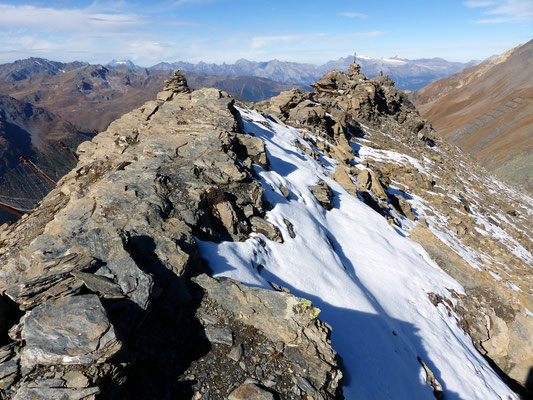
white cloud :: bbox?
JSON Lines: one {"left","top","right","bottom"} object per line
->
{"left": 0, "top": 4, "right": 141, "bottom": 33}
{"left": 464, "top": 0, "right": 533, "bottom": 23}
{"left": 339, "top": 12, "right": 368, "bottom": 18}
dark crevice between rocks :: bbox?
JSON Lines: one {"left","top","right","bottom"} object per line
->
{"left": 0, "top": 295, "right": 23, "bottom": 348}
{"left": 100, "top": 235, "right": 212, "bottom": 399}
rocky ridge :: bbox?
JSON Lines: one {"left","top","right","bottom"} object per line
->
{"left": 0, "top": 73, "right": 342, "bottom": 398}
{"left": 255, "top": 64, "right": 532, "bottom": 394}
{"left": 0, "top": 64, "right": 530, "bottom": 398}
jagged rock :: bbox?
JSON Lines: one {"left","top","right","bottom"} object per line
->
{"left": 256, "top": 63, "right": 533, "bottom": 392}
{"left": 410, "top": 225, "right": 533, "bottom": 386}
{"left": 333, "top": 166, "right": 358, "bottom": 196}
{"left": 310, "top": 180, "right": 334, "bottom": 210}
{"left": 236, "top": 133, "right": 269, "bottom": 169}
{"left": 0, "top": 57, "right": 530, "bottom": 398}
{"left": 192, "top": 274, "right": 342, "bottom": 399}
{"left": 250, "top": 216, "right": 283, "bottom": 243}
{"left": 13, "top": 387, "right": 99, "bottom": 400}
{"left": 20, "top": 295, "right": 121, "bottom": 369}
{"left": 228, "top": 383, "right": 274, "bottom": 400}
{"left": 71, "top": 271, "right": 125, "bottom": 299}
{"left": 204, "top": 325, "right": 233, "bottom": 346}
{"left": 283, "top": 218, "right": 296, "bottom": 239}
{"left": 4, "top": 254, "right": 99, "bottom": 310}
{"left": 356, "top": 169, "right": 388, "bottom": 200}
{"left": 357, "top": 169, "right": 371, "bottom": 190}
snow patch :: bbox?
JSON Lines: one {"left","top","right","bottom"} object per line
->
{"left": 197, "top": 107, "right": 517, "bottom": 399}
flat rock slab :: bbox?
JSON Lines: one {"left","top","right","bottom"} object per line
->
{"left": 21, "top": 295, "right": 121, "bottom": 368}
{"left": 204, "top": 325, "right": 233, "bottom": 346}
{"left": 228, "top": 383, "right": 274, "bottom": 400}
{"left": 13, "top": 386, "right": 99, "bottom": 400}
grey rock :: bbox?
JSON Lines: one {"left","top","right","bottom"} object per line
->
{"left": 71, "top": 271, "right": 125, "bottom": 299}
{"left": 194, "top": 274, "right": 342, "bottom": 397}
{"left": 13, "top": 386, "right": 99, "bottom": 400}
{"left": 204, "top": 325, "right": 233, "bottom": 346}
{"left": 4, "top": 254, "right": 98, "bottom": 310}
{"left": 228, "top": 383, "right": 274, "bottom": 400}
{"left": 21, "top": 295, "right": 121, "bottom": 368}
{"left": 227, "top": 344, "right": 243, "bottom": 361}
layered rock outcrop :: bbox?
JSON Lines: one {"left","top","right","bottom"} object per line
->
{"left": 0, "top": 73, "right": 342, "bottom": 399}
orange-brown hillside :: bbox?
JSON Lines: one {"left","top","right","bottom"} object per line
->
{"left": 410, "top": 39, "right": 533, "bottom": 193}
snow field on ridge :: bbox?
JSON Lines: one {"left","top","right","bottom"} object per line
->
{"left": 197, "top": 108, "right": 517, "bottom": 399}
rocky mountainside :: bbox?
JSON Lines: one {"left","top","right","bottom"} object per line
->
{"left": 0, "top": 60, "right": 304, "bottom": 225}
{"left": 0, "top": 68, "right": 530, "bottom": 399}
{"left": 150, "top": 56, "right": 478, "bottom": 90}
{"left": 0, "top": 64, "right": 171, "bottom": 132}
{"left": 0, "top": 96, "right": 88, "bottom": 224}
{"left": 0, "top": 58, "right": 86, "bottom": 82}
{"left": 411, "top": 39, "right": 533, "bottom": 194}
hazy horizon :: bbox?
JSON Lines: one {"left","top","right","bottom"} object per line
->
{"left": 0, "top": 1, "right": 530, "bottom": 66}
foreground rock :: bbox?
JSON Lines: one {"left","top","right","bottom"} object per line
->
{"left": 0, "top": 73, "right": 342, "bottom": 399}
{"left": 187, "top": 274, "right": 342, "bottom": 399}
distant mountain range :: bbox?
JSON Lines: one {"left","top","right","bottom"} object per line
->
{"left": 0, "top": 62, "right": 308, "bottom": 131}
{"left": 0, "top": 53, "right": 482, "bottom": 223}
{"left": 0, "top": 57, "right": 86, "bottom": 82}
{"left": 147, "top": 55, "right": 479, "bottom": 90}
{"left": 411, "top": 39, "right": 533, "bottom": 194}
{"left": 0, "top": 55, "right": 479, "bottom": 93}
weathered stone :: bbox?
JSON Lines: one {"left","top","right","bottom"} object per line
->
{"left": 204, "top": 325, "right": 233, "bottom": 346}
{"left": 63, "top": 371, "right": 90, "bottom": 388}
{"left": 228, "top": 383, "right": 275, "bottom": 400}
{"left": 193, "top": 274, "right": 342, "bottom": 396}
{"left": 227, "top": 344, "right": 243, "bottom": 362}
{"left": 156, "top": 90, "right": 174, "bottom": 102}
{"left": 250, "top": 216, "right": 283, "bottom": 243}
{"left": 13, "top": 386, "right": 99, "bottom": 400}
{"left": 310, "top": 180, "right": 334, "bottom": 210}
{"left": 333, "top": 165, "right": 358, "bottom": 196}
{"left": 237, "top": 134, "right": 269, "bottom": 169}
{"left": 283, "top": 218, "right": 296, "bottom": 239}
{"left": 21, "top": 295, "right": 121, "bottom": 368}
{"left": 71, "top": 271, "right": 124, "bottom": 299}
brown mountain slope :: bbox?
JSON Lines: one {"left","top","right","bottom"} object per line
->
{"left": 410, "top": 39, "right": 533, "bottom": 193}
{"left": 0, "top": 65, "right": 169, "bottom": 132}
{"left": 0, "top": 63, "right": 307, "bottom": 132}
{"left": 0, "top": 96, "right": 89, "bottom": 224}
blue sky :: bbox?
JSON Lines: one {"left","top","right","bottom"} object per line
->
{"left": 0, "top": 0, "right": 530, "bottom": 66}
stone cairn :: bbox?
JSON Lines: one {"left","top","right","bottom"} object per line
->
{"left": 163, "top": 70, "right": 191, "bottom": 94}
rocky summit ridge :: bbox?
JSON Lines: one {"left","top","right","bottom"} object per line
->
{"left": 0, "top": 65, "right": 530, "bottom": 399}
